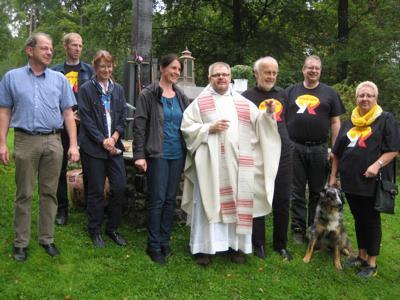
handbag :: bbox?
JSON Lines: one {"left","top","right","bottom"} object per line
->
{"left": 374, "top": 163, "right": 398, "bottom": 214}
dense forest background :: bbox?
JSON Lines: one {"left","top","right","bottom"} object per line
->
{"left": 0, "top": 0, "right": 399, "bottom": 116}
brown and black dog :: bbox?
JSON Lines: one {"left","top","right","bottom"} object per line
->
{"left": 303, "top": 187, "right": 351, "bottom": 270}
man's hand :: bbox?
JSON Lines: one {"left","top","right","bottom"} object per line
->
{"left": 0, "top": 143, "right": 10, "bottom": 165}
{"left": 135, "top": 159, "right": 147, "bottom": 172}
{"left": 68, "top": 145, "right": 80, "bottom": 163}
{"left": 265, "top": 100, "right": 276, "bottom": 114}
{"left": 73, "top": 111, "right": 80, "bottom": 125}
{"left": 209, "top": 119, "right": 230, "bottom": 134}
{"left": 328, "top": 174, "right": 338, "bottom": 188}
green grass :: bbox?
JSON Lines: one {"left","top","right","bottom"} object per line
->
{"left": 1, "top": 129, "right": 400, "bottom": 299}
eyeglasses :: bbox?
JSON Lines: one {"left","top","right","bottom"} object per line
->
{"left": 357, "top": 93, "right": 375, "bottom": 99}
{"left": 210, "top": 73, "right": 230, "bottom": 78}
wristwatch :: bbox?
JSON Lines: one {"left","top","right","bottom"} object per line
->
{"left": 377, "top": 160, "right": 383, "bottom": 167}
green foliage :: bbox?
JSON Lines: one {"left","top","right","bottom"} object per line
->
{"left": 333, "top": 82, "right": 357, "bottom": 121}
{"left": 231, "top": 64, "right": 256, "bottom": 88}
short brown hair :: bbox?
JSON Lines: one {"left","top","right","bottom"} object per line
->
{"left": 92, "top": 50, "right": 114, "bottom": 69}
{"left": 25, "top": 32, "right": 52, "bottom": 49}
{"left": 62, "top": 33, "right": 82, "bottom": 46}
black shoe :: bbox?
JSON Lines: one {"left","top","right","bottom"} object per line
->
{"left": 194, "top": 253, "right": 212, "bottom": 266}
{"left": 90, "top": 233, "right": 105, "bottom": 248}
{"left": 161, "top": 245, "right": 172, "bottom": 257}
{"left": 13, "top": 247, "right": 28, "bottom": 261}
{"left": 105, "top": 231, "right": 127, "bottom": 246}
{"left": 357, "top": 265, "right": 378, "bottom": 278}
{"left": 254, "top": 245, "right": 266, "bottom": 259}
{"left": 229, "top": 249, "right": 247, "bottom": 264}
{"left": 276, "top": 248, "right": 293, "bottom": 261}
{"left": 55, "top": 211, "right": 68, "bottom": 226}
{"left": 146, "top": 249, "right": 165, "bottom": 265}
{"left": 39, "top": 243, "right": 60, "bottom": 257}
{"left": 293, "top": 230, "right": 305, "bottom": 245}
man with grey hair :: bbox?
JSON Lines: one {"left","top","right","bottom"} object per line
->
{"left": 0, "top": 32, "right": 79, "bottom": 261}
{"left": 181, "top": 62, "right": 281, "bottom": 266}
{"left": 285, "top": 55, "right": 345, "bottom": 244}
{"left": 242, "top": 56, "right": 293, "bottom": 261}
{"left": 52, "top": 32, "right": 94, "bottom": 226}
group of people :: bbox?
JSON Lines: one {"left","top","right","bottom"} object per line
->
{"left": 0, "top": 32, "right": 399, "bottom": 279}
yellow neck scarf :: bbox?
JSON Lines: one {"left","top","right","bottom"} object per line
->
{"left": 351, "top": 104, "right": 382, "bottom": 127}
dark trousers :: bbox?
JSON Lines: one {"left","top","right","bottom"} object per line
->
{"left": 146, "top": 157, "right": 185, "bottom": 251}
{"left": 82, "top": 151, "right": 126, "bottom": 235}
{"left": 290, "top": 143, "right": 328, "bottom": 233}
{"left": 57, "top": 129, "right": 89, "bottom": 213}
{"left": 346, "top": 193, "right": 381, "bottom": 256}
{"left": 56, "top": 129, "right": 69, "bottom": 213}
{"left": 252, "top": 149, "right": 293, "bottom": 250}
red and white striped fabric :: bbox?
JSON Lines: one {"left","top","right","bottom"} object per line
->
{"left": 197, "top": 91, "right": 254, "bottom": 235}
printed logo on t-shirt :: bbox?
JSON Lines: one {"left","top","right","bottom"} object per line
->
{"left": 65, "top": 71, "right": 79, "bottom": 94}
{"left": 295, "top": 94, "right": 320, "bottom": 115}
{"left": 346, "top": 126, "right": 372, "bottom": 148}
{"left": 258, "top": 99, "right": 283, "bottom": 122}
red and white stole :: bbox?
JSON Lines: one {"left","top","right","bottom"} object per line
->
{"left": 197, "top": 90, "right": 254, "bottom": 235}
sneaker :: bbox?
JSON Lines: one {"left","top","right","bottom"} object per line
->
{"left": 346, "top": 256, "right": 368, "bottom": 268}
{"left": 357, "top": 265, "right": 378, "bottom": 278}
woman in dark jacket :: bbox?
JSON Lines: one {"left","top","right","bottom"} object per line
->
{"left": 329, "top": 81, "right": 400, "bottom": 277}
{"left": 78, "top": 50, "right": 127, "bottom": 248}
{"left": 133, "top": 54, "right": 190, "bottom": 264}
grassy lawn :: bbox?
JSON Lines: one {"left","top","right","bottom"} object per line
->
{"left": 1, "top": 129, "right": 399, "bottom": 299}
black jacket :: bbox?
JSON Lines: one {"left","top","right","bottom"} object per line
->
{"left": 78, "top": 80, "right": 127, "bottom": 159}
{"left": 132, "top": 82, "right": 190, "bottom": 161}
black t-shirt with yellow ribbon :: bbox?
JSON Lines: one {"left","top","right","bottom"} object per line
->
{"left": 285, "top": 82, "right": 345, "bottom": 143}
{"left": 332, "top": 112, "right": 400, "bottom": 196}
{"left": 242, "top": 86, "right": 292, "bottom": 155}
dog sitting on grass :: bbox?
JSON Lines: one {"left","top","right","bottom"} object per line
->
{"left": 303, "top": 187, "right": 351, "bottom": 270}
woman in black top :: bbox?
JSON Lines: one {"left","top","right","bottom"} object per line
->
{"left": 329, "top": 81, "right": 399, "bottom": 277}
{"left": 78, "top": 50, "right": 127, "bottom": 248}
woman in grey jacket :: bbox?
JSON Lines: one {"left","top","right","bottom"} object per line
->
{"left": 133, "top": 54, "right": 190, "bottom": 265}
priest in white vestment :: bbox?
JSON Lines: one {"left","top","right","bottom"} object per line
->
{"left": 181, "top": 62, "right": 281, "bottom": 265}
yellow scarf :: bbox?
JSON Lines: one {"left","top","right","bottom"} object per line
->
{"left": 351, "top": 104, "right": 382, "bottom": 127}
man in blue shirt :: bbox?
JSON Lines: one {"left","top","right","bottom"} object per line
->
{"left": 52, "top": 32, "right": 94, "bottom": 226}
{"left": 0, "top": 32, "right": 79, "bottom": 261}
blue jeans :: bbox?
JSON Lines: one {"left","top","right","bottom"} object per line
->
{"left": 146, "top": 157, "right": 185, "bottom": 251}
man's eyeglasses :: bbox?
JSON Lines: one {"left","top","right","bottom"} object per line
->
{"left": 210, "top": 73, "right": 230, "bottom": 78}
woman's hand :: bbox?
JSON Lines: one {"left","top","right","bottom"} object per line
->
{"left": 103, "top": 137, "right": 115, "bottom": 151}
{"left": 363, "top": 162, "right": 381, "bottom": 178}
{"left": 135, "top": 159, "right": 147, "bottom": 172}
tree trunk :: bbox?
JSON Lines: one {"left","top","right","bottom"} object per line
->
{"left": 232, "top": 0, "right": 243, "bottom": 64}
{"left": 337, "top": 0, "right": 349, "bottom": 82}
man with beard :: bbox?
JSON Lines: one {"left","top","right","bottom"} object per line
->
{"left": 242, "top": 56, "right": 293, "bottom": 261}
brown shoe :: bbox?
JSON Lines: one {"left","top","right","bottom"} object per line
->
{"left": 229, "top": 249, "right": 246, "bottom": 264}
{"left": 194, "top": 253, "right": 212, "bottom": 266}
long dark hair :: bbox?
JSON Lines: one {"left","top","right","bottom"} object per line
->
{"left": 159, "top": 53, "right": 181, "bottom": 70}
